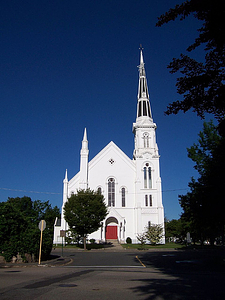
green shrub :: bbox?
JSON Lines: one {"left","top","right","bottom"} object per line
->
{"left": 126, "top": 237, "right": 132, "bottom": 244}
{"left": 0, "top": 197, "right": 60, "bottom": 262}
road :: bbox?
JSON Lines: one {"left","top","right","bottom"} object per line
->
{"left": 0, "top": 248, "right": 225, "bottom": 299}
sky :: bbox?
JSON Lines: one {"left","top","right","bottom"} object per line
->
{"left": 0, "top": 0, "right": 212, "bottom": 220}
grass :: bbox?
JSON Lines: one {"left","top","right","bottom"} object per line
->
{"left": 53, "top": 242, "right": 184, "bottom": 250}
{"left": 121, "top": 242, "right": 184, "bottom": 250}
{"left": 53, "top": 243, "right": 105, "bottom": 250}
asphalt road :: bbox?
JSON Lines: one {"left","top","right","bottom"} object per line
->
{"left": 1, "top": 248, "right": 225, "bottom": 300}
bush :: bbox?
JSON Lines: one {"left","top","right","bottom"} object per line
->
{"left": 126, "top": 237, "right": 132, "bottom": 244}
{"left": 145, "top": 224, "right": 163, "bottom": 245}
{"left": 137, "top": 233, "right": 147, "bottom": 249}
{"left": 0, "top": 197, "right": 60, "bottom": 262}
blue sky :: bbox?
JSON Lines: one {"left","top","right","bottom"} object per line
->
{"left": 0, "top": 0, "right": 211, "bottom": 220}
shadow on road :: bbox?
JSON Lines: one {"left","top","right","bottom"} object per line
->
{"left": 131, "top": 248, "right": 225, "bottom": 299}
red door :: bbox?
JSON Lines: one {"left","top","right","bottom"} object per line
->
{"left": 106, "top": 226, "right": 117, "bottom": 239}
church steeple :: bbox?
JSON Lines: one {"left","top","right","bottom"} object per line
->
{"left": 136, "top": 47, "right": 152, "bottom": 120}
{"left": 79, "top": 128, "right": 89, "bottom": 189}
{"left": 133, "top": 47, "right": 158, "bottom": 160}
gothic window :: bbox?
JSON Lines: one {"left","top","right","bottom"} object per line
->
{"left": 143, "top": 163, "right": 152, "bottom": 189}
{"left": 149, "top": 195, "right": 152, "bottom": 206}
{"left": 147, "top": 101, "right": 151, "bottom": 117}
{"left": 97, "top": 187, "right": 102, "bottom": 194}
{"left": 144, "top": 167, "right": 147, "bottom": 188}
{"left": 138, "top": 101, "right": 142, "bottom": 117}
{"left": 143, "top": 132, "right": 149, "bottom": 148}
{"left": 121, "top": 187, "right": 125, "bottom": 207}
{"left": 145, "top": 195, "right": 148, "bottom": 206}
{"left": 108, "top": 178, "right": 115, "bottom": 207}
{"left": 148, "top": 167, "right": 152, "bottom": 188}
{"left": 143, "top": 101, "right": 147, "bottom": 116}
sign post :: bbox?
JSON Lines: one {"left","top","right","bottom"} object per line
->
{"left": 38, "top": 220, "right": 46, "bottom": 265}
{"left": 60, "top": 230, "right": 66, "bottom": 257}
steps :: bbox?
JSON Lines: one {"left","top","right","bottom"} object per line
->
{"left": 106, "top": 239, "right": 123, "bottom": 250}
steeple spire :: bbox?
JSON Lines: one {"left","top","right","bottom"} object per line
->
{"left": 82, "top": 128, "right": 88, "bottom": 150}
{"left": 133, "top": 47, "right": 158, "bottom": 160}
{"left": 137, "top": 47, "right": 152, "bottom": 119}
{"left": 64, "top": 169, "right": 68, "bottom": 182}
{"left": 79, "top": 128, "right": 89, "bottom": 189}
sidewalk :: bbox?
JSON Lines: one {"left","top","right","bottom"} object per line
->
{"left": 0, "top": 253, "right": 72, "bottom": 268}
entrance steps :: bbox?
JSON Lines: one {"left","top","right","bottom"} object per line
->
{"left": 106, "top": 239, "right": 124, "bottom": 250}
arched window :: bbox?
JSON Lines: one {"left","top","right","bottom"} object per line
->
{"left": 143, "top": 132, "right": 149, "bottom": 148}
{"left": 149, "top": 195, "right": 152, "bottom": 206}
{"left": 108, "top": 178, "right": 115, "bottom": 207}
{"left": 143, "top": 101, "right": 147, "bottom": 116}
{"left": 97, "top": 187, "right": 102, "bottom": 194}
{"left": 148, "top": 167, "right": 152, "bottom": 188}
{"left": 121, "top": 188, "right": 125, "bottom": 207}
{"left": 143, "top": 163, "right": 152, "bottom": 189}
{"left": 145, "top": 195, "right": 148, "bottom": 206}
{"left": 144, "top": 167, "right": 147, "bottom": 188}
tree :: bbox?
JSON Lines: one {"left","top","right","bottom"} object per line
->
{"left": 63, "top": 189, "right": 108, "bottom": 250}
{"left": 145, "top": 223, "right": 163, "bottom": 245}
{"left": 179, "top": 121, "right": 225, "bottom": 244}
{"left": 137, "top": 232, "right": 147, "bottom": 249}
{"left": 0, "top": 196, "right": 60, "bottom": 262}
{"left": 156, "top": 0, "right": 225, "bottom": 127}
{"left": 165, "top": 219, "right": 183, "bottom": 242}
{"left": 187, "top": 120, "right": 221, "bottom": 175}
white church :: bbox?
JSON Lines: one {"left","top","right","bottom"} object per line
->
{"left": 53, "top": 49, "right": 165, "bottom": 244}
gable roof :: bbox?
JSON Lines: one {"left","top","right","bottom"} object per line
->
{"left": 88, "top": 141, "right": 135, "bottom": 171}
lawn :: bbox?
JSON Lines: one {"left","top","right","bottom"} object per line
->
{"left": 121, "top": 242, "right": 184, "bottom": 250}
{"left": 53, "top": 242, "right": 183, "bottom": 250}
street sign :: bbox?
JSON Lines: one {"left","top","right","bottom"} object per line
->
{"left": 60, "top": 230, "right": 66, "bottom": 237}
{"left": 38, "top": 220, "right": 46, "bottom": 265}
{"left": 38, "top": 220, "right": 46, "bottom": 231}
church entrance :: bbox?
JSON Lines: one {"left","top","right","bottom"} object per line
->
{"left": 105, "top": 217, "right": 118, "bottom": 240}
{"left": 106, "top": 226, "right": 117, "bottom": 239}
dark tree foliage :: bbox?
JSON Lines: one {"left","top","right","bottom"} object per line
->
{"left": 0, "top": 196, "right": 60, "bottom": 262}
{"left": 64, "top": 189, "right": 108, "bottom": 250}
{"left": 156, "top": 0, "right": 225, "bottom": 124}
{"left": 178, "top": 122, "right": 225, "bottom": 244}
{"left": 165, "top": 219, "right": 183, "bottom": 241}
{"left": 187, "top": 120, "right": 221, "bottom": 175}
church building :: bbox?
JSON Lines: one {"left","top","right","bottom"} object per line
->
{"left": 53, "top": 49, "right": 165, "bottom": 244}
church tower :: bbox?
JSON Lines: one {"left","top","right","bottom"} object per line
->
{"left": 133, "top": 48, "right": 164, "bottom": 236}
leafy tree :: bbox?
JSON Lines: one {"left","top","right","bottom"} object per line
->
{"left": 65, "top": 229, "right": 80, "bottom": 245}
{"left": 145, "top": 223, "right": 163, "bottom": 245}
{"left": 179, "top": 121, "right": 225, "bottom": 244}
{"left": 187, "top": 120, "right": 221, "bottom": 175}
{"left": 64, "top": 189, "right": 108, "bottom": 250}
{"left": 0, "top": 196, "right": 60, "bottom": 262}
{"left": 165, "top": 219, "right": 183, "bottom": 242}
{"left": 156, "top": 0, "right": 225, "bottom": 127}
{"left": 156, "top": 0, "right": 225, "bottom": 245}
{"left": 137, "top": 232, "right": 147, "bottom": 249}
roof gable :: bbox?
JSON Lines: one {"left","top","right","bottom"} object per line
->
{"left": 89, "top": 141, "right": 135, "bottom": 171}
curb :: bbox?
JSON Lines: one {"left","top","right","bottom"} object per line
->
{"left": 0, "top": 256, "right": 73, "bottom": 268}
